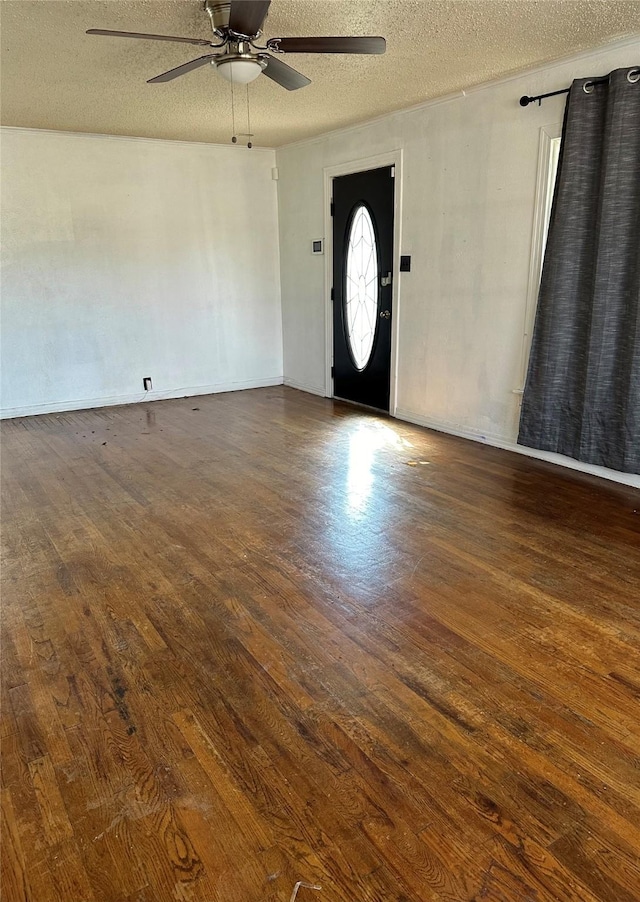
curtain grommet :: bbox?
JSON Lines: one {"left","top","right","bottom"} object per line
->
{"left": 583, "top": 81, "right": 595, "bottom": 94}
{"left": 627, "top": 68, "right": 640, "bottom": 84}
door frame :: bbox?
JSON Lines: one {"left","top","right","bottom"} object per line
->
{"left": 323, "top": 149, "right": 403, "bottom": 415}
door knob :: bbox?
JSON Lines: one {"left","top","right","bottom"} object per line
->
{"left": 380, "top": 310, "right": 391, "bottom": 319}
{"left": 381, "top": 272, "right": 392, "bottom": 287}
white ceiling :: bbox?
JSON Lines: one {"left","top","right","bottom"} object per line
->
{"left": 1, "top": 1, "right": 639, "bottom": 147}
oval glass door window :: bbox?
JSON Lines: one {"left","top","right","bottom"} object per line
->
{"left": 345, "top": 204, "right": 379, "bottom": 370}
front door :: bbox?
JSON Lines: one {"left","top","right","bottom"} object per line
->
{"left": 332, "top": 166, "right": 394, "bottom": 411}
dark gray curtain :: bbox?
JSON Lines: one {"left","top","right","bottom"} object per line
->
{"left": 518, "top": 67, "right": 640, "bottom": 474}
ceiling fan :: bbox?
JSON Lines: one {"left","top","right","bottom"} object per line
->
{"left": 87, "top": 0, "right": 386, "bottom": 92}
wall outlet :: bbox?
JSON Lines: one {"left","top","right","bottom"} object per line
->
{"left": 143, "top": 377, "right": 152, "bottom": 391}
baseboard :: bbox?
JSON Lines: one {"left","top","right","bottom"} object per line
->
{"left": 0, "top": 376, "right": 284, "bottom": 420}
{"left": 394, "top": 407, "right": 640, "bottom": 489}
{"left": 283, "top": 377, "right": 327, "bottom": 398}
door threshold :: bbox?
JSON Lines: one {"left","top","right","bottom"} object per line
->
{"left": 333, "top": 396, "right": 390, "bottom": 416}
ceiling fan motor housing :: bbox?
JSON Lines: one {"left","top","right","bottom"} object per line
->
{"left": 204, "top": 1, "right": 232, "bottom": 36}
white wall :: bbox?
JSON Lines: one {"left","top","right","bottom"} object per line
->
{"left": 276, "top": 38, "right": 640, "bottom": 488}
{"left": 1, "top": 128, "right": 283, "bottom": 417}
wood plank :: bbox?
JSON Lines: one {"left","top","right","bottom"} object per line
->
{"left": 28, "top": 755, "right": 74, "bottom": 846}
{"left": 0, "top": 790, "right": 32, "bottom": 902}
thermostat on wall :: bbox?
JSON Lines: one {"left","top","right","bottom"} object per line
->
{"left": 312, "top": 240, "right": 324, "bottom": 255}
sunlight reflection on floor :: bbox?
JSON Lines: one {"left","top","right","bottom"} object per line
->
{"left": 346, "top": 420, "right": 413, "bottom": 517}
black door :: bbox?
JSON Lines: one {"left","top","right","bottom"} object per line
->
{"left": 332, "top": 166, "right": 394, "bottom": 411}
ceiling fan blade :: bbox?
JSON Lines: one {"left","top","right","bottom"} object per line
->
{"left": 262, "top": 54, "right": 311, "bottom": 91}
{"left": 269, "top": 36, "right": 386, "bottom": 54}
{"left": 147, "top": 54, "right": 218, "bottom": 83}
{"left": 228, "top": 0, "right": 271, "bottom": 36}
{"left": 87, "top": 28, "right": 214, "bottom": 47}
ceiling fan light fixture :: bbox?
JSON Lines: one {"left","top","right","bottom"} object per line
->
{"left": 215, "top": 56, "right": 265, "bottom": 84}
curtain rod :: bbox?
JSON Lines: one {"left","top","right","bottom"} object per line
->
{"left": 519, "top": 73, "right": 611, "bottom": 106}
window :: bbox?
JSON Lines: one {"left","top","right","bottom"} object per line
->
{"left": 345, "top": 204, "right": 378, "bottom": 371}
{"left": 517, "top": 129, "right": 562, "bottom": 391}
{"left": 538, "top": 136, "right": 562, "bottom": 282}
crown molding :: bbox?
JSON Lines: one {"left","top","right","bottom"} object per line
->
{"left": 0, "top": 125, "right": 274, "bottom": 154}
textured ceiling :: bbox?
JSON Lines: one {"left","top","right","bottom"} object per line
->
{"left": 1, "top": 1, "right": 639, "bottom": 146}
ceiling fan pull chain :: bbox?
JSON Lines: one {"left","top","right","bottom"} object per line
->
{"left": 246, "top": 84, "right": 253, "bottom": 148}
{"left": 230, "top": 69, "right": 237, "bottom": 144}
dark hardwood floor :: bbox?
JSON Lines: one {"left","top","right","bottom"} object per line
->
{"left": 1, "top": 386, "right": 639, "bottom": 902}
